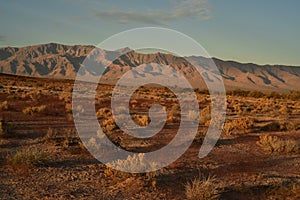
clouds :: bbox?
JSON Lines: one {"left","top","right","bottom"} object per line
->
{"left": 172, "top": 0, "right": 211, "bottom": 19}
{"left": 91, "top": 10, "right": 166, "bottom": 25}
{"left": 91, "top": 0, "right": 211, "bottom": 25}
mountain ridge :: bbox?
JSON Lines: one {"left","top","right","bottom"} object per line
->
{"left": 0, "top": 43, "right": 299, "bottom": 92}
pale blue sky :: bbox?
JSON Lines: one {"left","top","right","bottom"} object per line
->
{"left": 0, "top": 0, "right": 299, "bottom": 65}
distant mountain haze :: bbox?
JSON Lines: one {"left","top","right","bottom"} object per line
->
{"left": 0, "top": 43, "right": 299, "bottom": 92}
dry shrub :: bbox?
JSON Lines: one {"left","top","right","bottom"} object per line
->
{"left": 233, "top": 117, "right": 255, "bottom": 130}
{"left": 85, "top": 137, "right": 101, "bottom": 150}
{"left": 65, "top": 103, "right": 72, "bottom": 113}
{"left": 280, "top": 121, "right": 300, "bottom": 131}
{"left": 185, "top": 176, "right": 220, "bottom": 200}
{"left": 278, "top": 104, "right": 291, "bottom": 115}
{"left": 168, "top": 104, "right": 181, "bottom": 123}
{"left": 222, "top": 121, "right": 235, "bottom": 136}
{"left": 264, "top": 181, "right": 300, "bottom": 199}
{"left": 104, "top": 153, "right": 161, "bottom": 180}
{"left": 22, "top": 105, "right": 47, "bottom": 115}
{"left": 257, "top": 135, "right": 300, "bottom": 153}
{"left": 0, "top": 118, "right": 4, "bottom": 136}
{"left": 44, "top": 128, "right": 84, "bottom": 149}
{"left": 222, "top": 117, "right": 255, "bottom": 136}
{"left": 200, "top": 105, "right": 211, "bottom": 125}
{"left": 7, "top": 147, "right": 49, "bottom": 168}
{"left": 96, "top": 108, "right": 112, "bottom": 118}
{"left": 0, "top": 118, "right": 8, "bottom": 137}
{"left": 107, "top": 153, "right": 158, "bottom": 173}
{"left": 259, "top": 120, "right": 299, "bottom": 132}
{"left": 0, "top": 138, "right": 6, "bottom": 146}
{"left": 194, "top": 130, "right": 207, "bottom": 142}
{"left": 188, "top": 110, "right": 199, "bottom": 123}
{"left": 0, "top": 101, "right": 9, "bottom": 111}
{"left": 132, "top": 114, "right": 149, "bottom": 126}
{"left": 101, "top": 118, "right": 118, "bottom": 133}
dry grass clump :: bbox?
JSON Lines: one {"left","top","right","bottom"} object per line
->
{"left": 7, "top": 147, "right": 49, "bottom": 168}
{"left": 0, "top": 101, "right": 9, "bottom": 111}
{"left": 22, "top": 105, "right": 47, "bottom": 115}
{"left": 257, "top": 135, "right": 300, "bottom": 153}
{"left": 185, "top": 175, "right": 220, "bottom": 200}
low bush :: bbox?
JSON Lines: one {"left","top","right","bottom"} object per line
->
{"left": 7, "top": 147, "right": 49, "bottom": 168}
{"left": 256, "top": 135, "right": 300, "bottom": 153}
{"left": 168, "top": 104, "right": 181, "bottom": 123}
{"left": 185, "top": 175, "right": 220, "bottom": 200}
{"left": 132, "top": 114, "right": 149, "bottom": 126}
{"left": 105, "top": 153, "right": 162, "bottom": 180}
{"left": 22, "top": 105, "right": 47, "bottom": 115}
{"left": 188, "top": 110, "right": 199, "bottom": 123}
{"left": 222, "top": 117, "right": 255, "bottom": 136}
{"left": 101, "top": 117, "right": 118, "bottom": 133}
{"left": 96, "top": 108, "right": 112, "bottom": 119}
{"left": 0, "top": 101, "right": 9, "bottom": 111}
{"left": 200, "top": 105, "right": 211, "bottom": 125}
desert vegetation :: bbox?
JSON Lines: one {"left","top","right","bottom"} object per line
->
{"left": 0, "top": 74, "right": 299, "bottom": 199}
{"left": 257, "top": 135, "right": 300, "bottom": 153}
{"left": 7, "top": 147, "right": 49, "bottom": 168}
{"left": 185, "top": 175, "right": 220, "bottom": 200}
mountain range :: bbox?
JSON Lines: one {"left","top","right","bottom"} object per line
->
{"left": 0, "top": 43, "right": 299, "bottom": 92}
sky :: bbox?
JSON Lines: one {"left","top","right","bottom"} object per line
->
{"left": 0, "top": 0, "right": 300, "bottom": 65}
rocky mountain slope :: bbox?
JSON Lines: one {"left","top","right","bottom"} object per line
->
{"left": 0, "top": 43, "right": 299, "bottom": 91}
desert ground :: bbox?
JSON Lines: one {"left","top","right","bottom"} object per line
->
{"left": 0, "top": 74, "right": 299, "bottom": 199}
